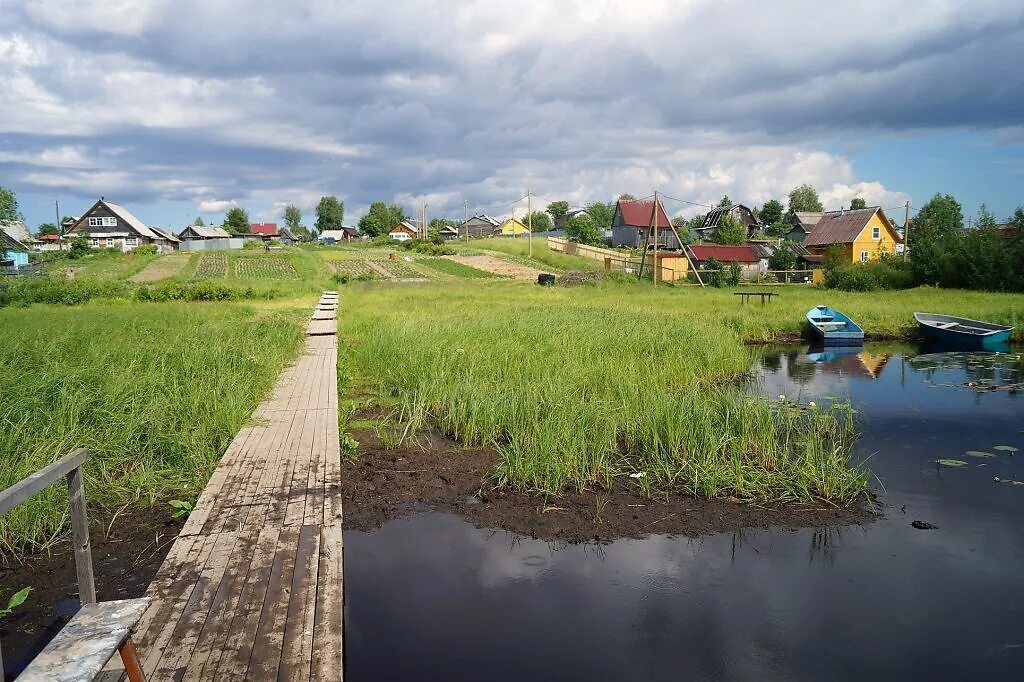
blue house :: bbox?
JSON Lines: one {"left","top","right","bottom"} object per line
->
{"left": 1, "top": 224, "right": 29, "bottom": 269}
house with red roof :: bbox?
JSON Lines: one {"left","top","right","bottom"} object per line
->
{"left": 686, "top": 244, "right": 762, "bottom": 277}
{"left": 250, "top": 222, "right": 279, "bottom": 238}
{"left": 610, "top": 199, "right": 680, "bottom": 249}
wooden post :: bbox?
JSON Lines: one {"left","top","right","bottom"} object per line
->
{"left": 604, "top": 257, "right": 611, "bottom": 271}
{"left": 119, "top": 639, "right": 148, "bottom": 682}
{"left": 651, "top": 191, "right": 658, "bottom": 286}
{"left": 527, "top": 190, "right": 533, "bottom": 257}
{"left": 67, "top": 463, "right": 97, "bottom": 604}
{"left": 903, "top": 200, "right": 910, "bottom": 262}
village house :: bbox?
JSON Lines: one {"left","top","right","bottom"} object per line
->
{"left": 459, "top": 215, "right": 501, "bottom": 238}
{"left": 610, "top": 199, "right": 679, "bottom": 249}
{"left": 695, "top": 204, "right": 761, "bottom": 240}
{"left": 686, "top": 244, "right": 762, "bottom": 278}
{"left": 319, "top": 227, "right": 360, "bottom": 243}
{"left": 783, "top": 212, "right": 824, "bottom": 243}
{"left": 803, "top": 207, "right": 901, "bottom": 263}
{"left": 497, "top": 217, "right": 530, "bottom": 236}
{"left": 388, "top": 220, "right": 419, "bottom": 241}
{"left": 250, "top": 222, "right": 279, "bottom": 239}
{"left": 1, "top": 225, "right": 29, "bottom": 269}
{"left": 278, "top": 228, "right": 299, "bottom": 245}
{"left": 33, "top": 233, "right": 63, "bottom": 251}
{"left": 179, "top": 225, "right": 232, "bottom": 241}
{"left": 438, "top": 224, "right": 460, "bottom": 240}
{"left": 66, "top": 198, "right": 178, "bottom": 253}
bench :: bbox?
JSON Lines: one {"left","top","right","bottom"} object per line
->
{"left": 0, "top": 449, "right": 151, "bottom": 681}
{"left": 734, "top": 291, "right": 778, "bottom": 305}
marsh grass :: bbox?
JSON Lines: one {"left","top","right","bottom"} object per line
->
{"left": 0, "top": 303, "right": 305, "bottom": 554}
{"left": 339, "top": 283, "right": 904, "bottom": 504}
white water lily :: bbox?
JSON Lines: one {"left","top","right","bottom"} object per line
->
{"left": 778, "top": 394, "right": 786, "bottom": 401}
{"left": 629, "top": 472, "right": 647, "bottom": 478}
{"left": 808, "top": 401, "right": 817, "bottom": 408}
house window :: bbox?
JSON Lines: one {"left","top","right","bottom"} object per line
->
{"left": 125, "top": 237, "right": 138, "bottom": 247}
{"left": 872, "top": 226, "right": 880, "bottom": 239}
{"left": 88, "top": 216, "right": 117, "bottom": 227}
{"left": 106, "top": 238, "right": 114, "bottom": 248}
{"left": 89, "top": 238, "right": 99, "bottom": 247}
{"left": 860, "top": 251, "right": 869, "bottom": 263}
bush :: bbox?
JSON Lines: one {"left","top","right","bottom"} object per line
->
{"left": 243, "top": 240, "right": 265, "bottom": 250}
{"left": 401, "top": 239, "right": 454, "bottom": 256}
{"left": 133, "top": 245, "right": 159, "bottom": 256}
{"left": 0, "top": 277, "right": 131, "bottom": 307}
{"left": 725, "top": 261, "right": 742, "bottom": 286}
{"left": 824, "top": 258, "right": 915, "bottom": 291}
{"left": 135, "top": 281, "right": 280, "bottom": 302}
{"left": 371, "top": 236, "right": 401, "bottom": 247}
{"left": 704, "top": 256, "right": 726, "bottom": 287}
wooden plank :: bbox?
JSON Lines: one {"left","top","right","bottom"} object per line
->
{"left": 312, "top": 525, "right": 343, "bottom": 681}
{"left": 246, "top": 527, "right": 300, "bottom": 679}
{"left": 0, "top": 448, "right": 88, "bottom": 516}
{"left": 66, "top": 462, "right": 97, "bottom": 604}
{"left": 18, "top": 599, "right": 150, "bottom": 682}
{"left": 279, "top": 524, "right": 321, "bottom": 681}
{"left": 307, "top": 319, "right": 337, "bottom": 336}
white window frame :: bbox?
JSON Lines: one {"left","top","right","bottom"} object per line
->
{"left": 860, "top": 250, "right": 869, "bottom": 263}
{"left": 88, "top": 216, "right": 117, "bottom": 227}
{"left": 89, "top": 238, "right": 99, "bottom": 247}
{"left": 125, "top": 237, "right": 138, "bottom": 247}
{"left": 106, "top": 237, "right": 115, "bottom": 248}
{"left": 872, "top": 226, "right": 880, "bottom": 240}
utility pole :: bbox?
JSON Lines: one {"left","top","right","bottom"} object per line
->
{"left": 527, "top": 190, "right": 533, "bottom": 257}
{"left": 464, "top": 199, "right": 469, "bottom": 242}
{"left": 55, "top": 199, "right": 62, "bottom": 250}
{"left": 902, "top": 200, "right": 910, "bottom": 262}
{"left": 423, "top": 203, "right": 428, "bottom": 238}
{"left": 652, "top": 191, "right": 659, "bottom": 286}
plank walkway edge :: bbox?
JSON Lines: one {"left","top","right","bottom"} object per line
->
{"left": 106, "top": 294, "right": 343, "bottom": 681}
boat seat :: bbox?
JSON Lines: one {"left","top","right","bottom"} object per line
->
{"left": 815, "top": 321, "right": 847, "bottom": 328}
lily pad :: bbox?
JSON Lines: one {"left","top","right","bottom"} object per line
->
{"left": 994, "top": 477, "right": 1024, "bottom": 486}
{"left": 965, "top": 450, "right": 997, "bottom": 458}
{"left": 936, "top": 459, "right": 968, "bottom": 467}
{"left": 993, "top": 445, "right": 1018, "bottom": 453}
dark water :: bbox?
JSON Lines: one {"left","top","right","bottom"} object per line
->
{"left": 344, "top": 344, "right": 1024, "bottom": 681}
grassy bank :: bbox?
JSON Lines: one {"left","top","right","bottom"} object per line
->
{"left": 0, "top": 302, "right": 305, "bottom": 554}
{"left": 461, "top": 237, "right": 598, "bottom": 272}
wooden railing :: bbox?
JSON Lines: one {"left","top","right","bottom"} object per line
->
{"left": 0, "top": 449, "right": 94, "bottom": 672}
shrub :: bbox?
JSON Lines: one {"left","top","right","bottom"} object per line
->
{"left": 401, "top": 239, "right": 454, "bottom": 256}
{"left": 133, "top": 245, "right": 159, "bottom": 256}
{"left": 0, "top": 277, "right": 131, "bottom": 307}
{"left": 824, "top": 258, "right": 915, "bottom": 291}
{"left": 136, "top": 281, "right": 280, "bottom": 302}
{"left": 725, "top": 261, "right": 742, "bottom": 286}
{"left": 371, "top": 236, "right": 401, "bottom": 247}
{"left": 243, "top": 240, "right": 265, "bottom": 250}
{"left": 704, "top": 256, "right": 726, "bottom": 287}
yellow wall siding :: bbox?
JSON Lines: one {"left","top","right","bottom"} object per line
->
{"left": 499, "top": 219, "right": 530, "bottom": 235}
{"left": 850, "top": 213, "right": 899, "bottom": 263}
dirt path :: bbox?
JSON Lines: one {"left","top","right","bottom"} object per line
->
{"left": 129, "top": 253, "right": 190, "bottom": 282}
{"left": 445, "top": 254, "right": 545, "bottom": 280}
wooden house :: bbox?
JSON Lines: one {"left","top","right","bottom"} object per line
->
{"left": 179, "top": 225, "right": 232, "bottom": 240}
{"left": 696, "top": 204, "right": 761, "bottom": 240}
{"left": 459, "top": 215, "right": 501, "bottom": 238}
{"left": 784, "top": 212, "right": 824, "bottom": 243}
{"left": 33, "top": 233, "right": 63, "bottom": 252}
{"left": 250, "top": 223, "right": 279, "bottom": 239}
{"left": 150, "top": 227, "right": 180, "bottom": 250}
{"left": 66, "top": 199, "right": 177, "bottom": 253}
{"left": 497, "top": 217, "right": 530, "bottom": 236}
{"left": 644, "top": 251, "right": 690, "bottom": 281}
{"left": 278, "top": 228, "right": 298, "bottom": 245}
{"left": 803, "top": 207, "right": 900, "bottom": 263}
{"left": 686, "top": 244, "right": 761, "bottom": 277}
{"left": 1, "top": 226, "right": 29, "bottom": 269}
{"left": 610, "top": 199, "right": 678, "bottom": 249}
{"left": 388, "top": 221, "right": 418, "bottom": 241}
{"left": 438, "top": 225, "right": 460, "bottom": 240}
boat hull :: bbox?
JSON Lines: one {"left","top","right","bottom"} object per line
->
{"left": 806, "top": 306, "right": 865, "bottom": 345}
{"left": 914, "top": 312, "right": 1013, "bottom": 350}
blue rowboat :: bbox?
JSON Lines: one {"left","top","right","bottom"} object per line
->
{"left": 806, "top": 305, "right": 864, "bottom": 345}
{"left": 914, "top": 312, "right": 1013, "bottom": 350}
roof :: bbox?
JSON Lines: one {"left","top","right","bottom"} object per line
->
{"left": 98, "top": 200, "right": 162, "bottom": 240}
{"left": 700, "top": 204, "right": 758, "bottom": 230}
{"left": 0, "top": 220, "right": 31, "bottom": 244}
{"left": 803, "top": 207, "right": 893, "bottom": 247}
{"left": 687, "top": 244, "right": 759, "bottom": 263}
{"left": 790, "top": 212, "right": 824, "bottom": 231}
{"left": 279, "top": 228, "right": 297, "bottom": 240}
{"left": 36, "top": 233, "right": 61, "bottom": 241}
{"left": 389, "top": 221, "right": 418, "bottom": 234}
{"left": 462, "top": 215, "right": 501, "bottom": 226}
{"left": 150, "top": 227, "right": 180, "bottom": 243}
{"left": 438, "top": 225, "right": 459, "bottom": 233}
{"left": 181, "top": 225, "right": 232, "bottom": 239}
{"left": 1, "top": 227, "right": 27, "bottom": 252}
{"left": 616, "top": 200, "right": 672, "bottom": 228}
{"left": 250, "top": 222, "right": 279, "bottom": 236}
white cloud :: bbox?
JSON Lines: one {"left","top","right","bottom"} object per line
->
{"left": 197, "top": 199, "right": 237, "bottom": 213}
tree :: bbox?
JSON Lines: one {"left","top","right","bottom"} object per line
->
{"left": 759, "top": 199, "right": 784, "bottom": 225}
{"left": 284, "top": 204, "right": 303, "bottom": 230}
{"left": 719, "top": 195, "right": 732, "bottom": 207}
{"left": 976, "top": 203, "right": 997, "bottom": 230}
{"left": 0, "top": 186, "right": 21, "bottom": 223}
{"left": 36, "top": 223, "right": 59, "bottom": 236}
{"left": 358, "top": 201, "right": 405, "bottom": 238}
{"left": 850, "top": 197, "right": 867, "bottom": 210}
{"left": 670, "top": 216, "right": 695, "bottom": 244}
{"left": 1009, "top": 207, "right": 1024, "bottom": 230}
{"left": 908, "top": 193, "right": 961, "bottom": 285}
{"left": 584, "top": 201, "right": 614, "bottom": 230}
{"left": 223, "top": 207, "right": 250, "bottom": 234}
{"left": 193, "top": 216, "right": 205, "bottom": 226}
{"left": 315, "top": 196, "right": 344, "bottom": 233}
{"left": 565, "top": 213, "right": 603, "bottom": 246}
{"left": 545, "top": 201, "right": 569, "bottom": 225}
{"left": 788, "top": 184, "right": 823, "bottom": 213}
{"left": 768, "top": 245, "right": 797, "bottom": 271}
{"left": 619, "top": 193, "right": 636, "bottom": 201}
{"left": 521, "top": 211, "right": 552, "bottom": 232}
{"left": 429, "top": 217, "right": 459, "bottom": 231}
{"left": 711, "top": 215, "right": 747, "bottom": 245}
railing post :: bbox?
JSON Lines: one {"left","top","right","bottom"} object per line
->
{"left": 67, "top": 462, "right": 97, "bottom": 604}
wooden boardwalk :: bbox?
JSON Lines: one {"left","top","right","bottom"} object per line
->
{"left": 105, "top": 293, "right": 342, "bottom": 681}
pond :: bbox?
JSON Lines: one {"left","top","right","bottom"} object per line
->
{"left": 343, "top": 344, "right": 1024, "bottom": 681}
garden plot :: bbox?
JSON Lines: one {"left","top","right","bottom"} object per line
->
{"left": 235, "top": 257, "right": 299, "bottom": 279}
{"left": 327, "top": 259, "right": 376, "bottom": 279}
{"left": 193, "top": 252, "right": 228, "bottom": 278}
{"left": 370, "top": 258, "right": 428, "bottom": 280}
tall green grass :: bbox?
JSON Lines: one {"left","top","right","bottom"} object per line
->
{"left": 341, "top": 283, "right": 881, "bottom": 504}
{"left": 463, "top": 237, "right": 599, "bottom": 272}
{"left": 0, "top": 303, "right": 305, "bottom": 554}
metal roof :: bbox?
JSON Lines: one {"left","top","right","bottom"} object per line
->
{"left": 687, "top": 244, "right": 760, "bottom": 263}
{"left": 180, "top": 225, "right": 230, "bottom": 239}
{"left": 803, "top": 207, "right": 892, "bottom": 247}
{"left": 616, "top": 200, "right": 672, "bottom": 228}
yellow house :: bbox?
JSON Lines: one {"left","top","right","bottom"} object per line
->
{"left": 804, "top": 207, "right": 901, "bottom": 263}
{"left": 497, "top": 217, "right": 530, "bottom": 236}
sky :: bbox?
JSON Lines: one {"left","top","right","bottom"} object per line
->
{"left": 2, "top": 0, "right": 1023, "bottom": 231}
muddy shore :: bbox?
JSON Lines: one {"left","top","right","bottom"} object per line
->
{"left": 341, "top": 426, "right": 877, "bottom": 543}
{"left": 0, "top": 505, "right": 182, "bottom": 680}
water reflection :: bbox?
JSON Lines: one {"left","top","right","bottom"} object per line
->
{"left": 346, "top": 344, "right": 1024, "bottom": 681}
